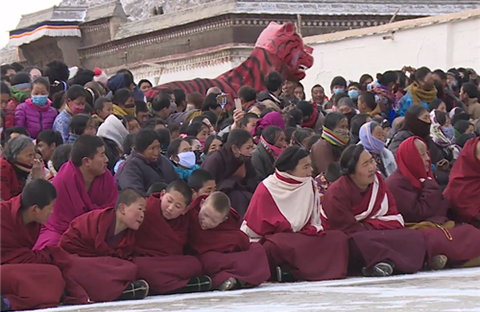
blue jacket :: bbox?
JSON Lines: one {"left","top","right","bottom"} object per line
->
{"left": 52, "top": 109, "right": 73, "bottom": 142}
{"left": 396, "top": 91, "right": 429, "bottom": 117}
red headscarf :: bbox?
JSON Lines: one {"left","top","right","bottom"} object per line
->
{"left": 396, "top": 136, "right": 434, "bottom": 190}
{"left": 444, "top": 137, "right": 480, "bottom": 222}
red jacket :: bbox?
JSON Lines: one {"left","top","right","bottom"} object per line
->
{"left": 0, "top": 157, "right": 25, "bottom": 201}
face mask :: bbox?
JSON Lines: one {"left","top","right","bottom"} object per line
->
{"left": 368, "top": 135, "right": 385, "bottom": 154}
{"left": 177, "top": 151, "right": 196, "bottom": 169}
{"left": 348, "top": 90, "right": 359, "bottom": 101}
{"left": 193, "top": 150, "right": 203, "bottom": 164}
{"left": 199, "top": 139, "right": 206, "bottom": 149}
{"left": 239, "top": 154, "right": 252, "bottom": 163}
{"left": 442, "top": 126, "right": 455, "bottom": 140}
{"left": 124, "top": 107, "right": 136, "bottom": 116}
{"left": 31, "top": 95, "right": 48, "bottom": 107}
{"left": 336, "top": 128, "right": 351, "bottom": 141}
{"left": 333, "top": 88, "right": 345, "bottom": 95}
{"left": 71, "top": 104, "right": 84, "bottom": 115}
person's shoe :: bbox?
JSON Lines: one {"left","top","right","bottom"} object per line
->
{"left": 217, "top": 277, "right": 237, "bottom": 291}
{"left": 176, "top": 275, "right": 212, "bottom": 293}
{"left": 362, "top": 262, "right": 394, "bottom": 277}
{"left": 117, "top": 280, "right": 149, "bottom": 300}
{"left": 275, "top": 266, "right": 296, "bottom": 283}
{"left": 1, "top": 296, "right": 11, "bottom": 311}
{"left": 430, "top": 255, "right": 448, "bottom": 270}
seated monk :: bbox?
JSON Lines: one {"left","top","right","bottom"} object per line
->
{"left": 242, "top": 146, "right": 349, "bottom": 282}
{"left": 188, "top": 192, "right": 270, "bottom": 290}
{"left": 444, "top": 137, "right": 480, "bottom": 228}
{"left": 34, "top": 135, "right": 118, "bottom": 249}
{"left": 59, "top": 189, "right": 149, "bottom": 302}
{"left": 188, "top": 169, "right": 217, "bottom": 198}
{"left": 133, "top": 180, "right": 212, "bottom": 294}
{"left": 386, "top": 137, "right": 480, "bottom": 268}
{"left": 321, "top": 144, "right": 427, "bottom": 277}
{"left": 1, "top": 180, "right": 89, "bottom": 310}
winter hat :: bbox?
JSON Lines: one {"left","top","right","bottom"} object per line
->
{"left": 94, "top": 67, "right": 108, "bottom": 85}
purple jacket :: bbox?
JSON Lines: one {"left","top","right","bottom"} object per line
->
{"left": 14, "top": 98, "right": 57, "bottom": 139}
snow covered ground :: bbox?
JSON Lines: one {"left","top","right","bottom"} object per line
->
{"left": 34, "top": 268, "right": 480, "bottom": 312}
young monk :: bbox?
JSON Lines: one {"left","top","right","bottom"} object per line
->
{"left": 59, "top": 188, "right": 149, "bottom": 302}
{"left": 242, "top": 146, "right": 349, "bottom": 282}
{"left": 133, "top": 180, "right": 212, "bottom": 294}
{"left": 188, "top": 168, "right": 217, "bottom": 198}
{"left": 1, "top": 179, "right": 89, "bottom": 310}
{"left": 321, "top": 144, "right": 427, "bottom": 277}
{"left": 444, "top": 137, "right": 480, "bottom": 228}
{"left": 188, "top": 192, "right": 270, "bottom": 290}
{"left": 386, "top": 137, "right": 480, "bottom": 268}
{"left": 34, "top": 135, "right": 118, "bottom": 249}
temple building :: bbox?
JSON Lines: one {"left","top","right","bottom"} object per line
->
{"left": 2, "top": 0, "right": 480, "bottom": 85}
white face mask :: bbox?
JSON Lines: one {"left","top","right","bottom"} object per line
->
{"left": 177, "top": 151, "right": 196, "bottom": 169}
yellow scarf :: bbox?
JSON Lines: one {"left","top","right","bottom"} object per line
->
{"left": 113, "top": 104, "right": 130, "bottom": 117}
{"left": 408, "top": 82, "right": 437, "bottom": 105}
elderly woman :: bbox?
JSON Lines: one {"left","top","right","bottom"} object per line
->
{"left": 1, "top": 135, "right": 43, "bottom": 200}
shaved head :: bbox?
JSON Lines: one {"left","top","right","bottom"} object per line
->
{"left": 206, "top": 87, "right": 222, "bottom": 95}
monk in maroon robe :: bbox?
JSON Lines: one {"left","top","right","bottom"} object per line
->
{"left": 59, "top": 189, "right": 149, "bottom": 302}
{"left": 188, "top": 192, "right": 270, "bottom": 290}
{"left": 322, "top": 144, "right": 427, "bottom": 277}
{"left": 133, "top": 181, "right": 211, "bottom": 294}
{"left": 444, "top": 137, "right": 480, "bottom": 228}
{"left": 243, "top": 146, "right": 349, "bottom": 282}
{"left": 386, "top": 137, "right": 480, "bottom": 268}
{"left": 1, "top": 180, "right": 88, "bottom": 311}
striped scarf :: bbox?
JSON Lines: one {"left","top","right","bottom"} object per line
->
{"left": 321, "top": 126, "right": 348, "bottom": 148}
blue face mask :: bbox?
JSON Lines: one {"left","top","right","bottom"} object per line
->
{"left": 31, "top": 95, "right": 48, "bottom": 107}
{"left": 348, "top": 89, "right": 359, "bottom": 100}
{"left": 333, "top": 88, "right": 345, "bottom": 95}
{"left": 442, "top": 126, "right": 455, "bottom": 140}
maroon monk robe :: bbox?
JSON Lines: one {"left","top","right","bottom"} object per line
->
{"left": 386, "top": 137, "right": 480, "bottom": 266}
{"left": 188, "top": 195, "right": 270, "bottom": 287}
{"left": 133, "top": 193, "right": 202, "bottom": 294}
{"left": 59, "top": 208, "right": 138, "bottom": 302}
{"left": 322, "top": 173, "right": 426, "bottom": 274}
{"left": 1, "top": 196, "right": 89, "bottom": 306}
{"left": 242, "top": 171, "right": 349, "bottom": 281}
{"left": 444, "top": 137, "right": 480, "bottom": 228}
{"left": 1, "top": 264, "right": 65, "bottom": 310}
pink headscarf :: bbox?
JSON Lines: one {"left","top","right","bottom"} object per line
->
{"left": 251, "top": 112, "right": 285, "bottom": 136}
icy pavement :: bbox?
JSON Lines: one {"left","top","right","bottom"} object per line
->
{"left": 35, "top": 268, "right": 480, "bottom": 312}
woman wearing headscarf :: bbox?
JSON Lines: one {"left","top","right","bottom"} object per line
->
{"left": 444, "top": 137, "right": 480, "bottom": 228}
{"left": 310, "top": 112, "right": 349, "bottom": 175}
{"left": 321, "top": 144, "right": 427, "bottom": 277}
{"left": 242, "top": 146, "right": 349, "bottom": 282}
{"left": 368, "top": 71, "right": 397, "bottom": 122}
{"left": 386, "top": 137, "right": 480, "bottom": 268}
{"left": 429, "top": 110, "right": 461, "bottom": 162}
{"left": 359, "top": 121, "right": 396, "bottom": 179}
{"left": 396, "top": 67, "right": 437, "bottom": 117}
{"left": 1, "top": 135, "right": 43, "bottom": 201}
{"left": 250, "top": 111, "right": 285, "bottom": 144}
{"left": 251, "top": 126, "right": 287, "bottom": 180}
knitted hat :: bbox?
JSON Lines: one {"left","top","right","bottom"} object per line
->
{"left": 94, "top": 67, "right": 108, "bottom": 85}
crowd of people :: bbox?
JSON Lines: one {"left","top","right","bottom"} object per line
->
{"left": 1, "top": 60, "right": 480, "bottom": 311}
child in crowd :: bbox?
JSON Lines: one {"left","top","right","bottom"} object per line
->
{"left": 67, "top": 114, "right": 96, "bottom": 144}
{"left": 184, "top": 136, "right": 203, "bottom": 164}
{"left": 14, "top": 77, "right": 57, "bottom": 139}
{"left": 93, "top": 97, "right": 113, "bottom": 126}
{"left": 147, "top": 182, "right": 168, "bottom": 197}
{"left": 125, "top": 115, "right": 140, "bottom": 133}
{"left": 46, "top": 144, "right": 73, "bottom": 181}
{"left": 59, "top": 188, "right": 149, "bottom": 302}
{"left": 188, "top": 169, "right": 216, "bottom": 198}
{"left": 1, "top": 82, "right": 13, "bottom": 128}
{"left": 186, "top": 121, "right": 210, "bottom": 147}
{"left": 114, "top": 132, "right": 136, "bottom": 174}
{"left": 188, "top": 191, "right": 270, "bottom": 290}
{"left": 36, "top": 130, "right": 63, "bottom": 166}
{"left": 53, "top": 85, "right": 87, "bottom": 142}
{"left": 168, "top": 139, "right": 200, "bottom": 182}
{"left": 133, "top": 180, "right": 212, "bottom": 295}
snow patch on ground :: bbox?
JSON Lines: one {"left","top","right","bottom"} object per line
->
{"left": 31, "top": 267, "right": 480, "bottom": 312}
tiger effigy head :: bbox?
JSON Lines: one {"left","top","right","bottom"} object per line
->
{"left": 255, "top": 22, "right": 314, "bottom": 81}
